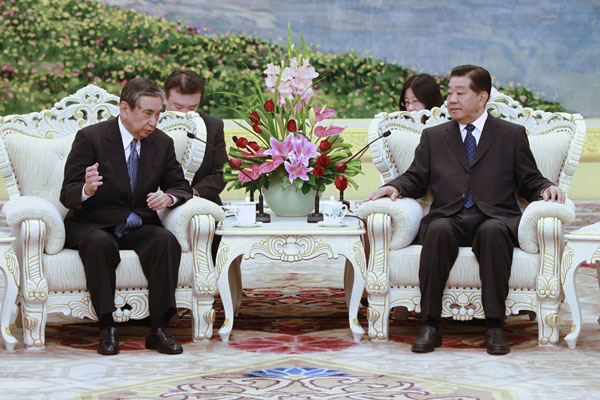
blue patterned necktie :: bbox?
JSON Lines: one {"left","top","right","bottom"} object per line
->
{"left": 464, "top": 124, "right": 476, "bottom": 208}
{"left": 115, "top": 139, "right": 142, "bottom": 237}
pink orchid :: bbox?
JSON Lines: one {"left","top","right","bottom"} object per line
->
{"left": 284, "top": 154, "right": 313, "bottom": 183}
{"left": 300, "top": 87, "right": 314, "bottom": 104}
{"left": 263, "top": 63, "right": 281, "bottom": 89}
{"left": 296, "top": 59, "right": 318, "bottom": 81}
{"left": 290, "top": 134, "right": 318, "bottom": 165}
{"left": 264, "top": 134, "right": 294, "bottom": 163}
{"left": 313, "top": 106, "right": 337, "bottom": 122}
{"left": 276, "top": 80, "right": 294, "bottom": 106}
{"left": 315, "top": 125, "right": 345, "bottom": 137}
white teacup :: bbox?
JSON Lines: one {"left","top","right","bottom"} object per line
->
{"left": 234, "top": 202, "right": 256, "bottom": 225}
{"left": 322, "top": 196, "right": 348, "bottom": 225}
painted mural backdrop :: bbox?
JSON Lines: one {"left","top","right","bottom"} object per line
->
{"left": 107, "top": 0, "right": 600, "bottom": 117}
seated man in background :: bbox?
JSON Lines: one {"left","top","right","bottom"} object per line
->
{"left": 60, "top": 77, "right": 193, "bottom": 355}
{"left": 365, "top": 65, "right": 564, "bottom": 355}
{"left": 164, "top": 70, "right": 228, "bottom": 259}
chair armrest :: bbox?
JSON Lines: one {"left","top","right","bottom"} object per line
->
{"left": 518, "top": 199, "right": 575, "bottom": 253}
{"left": 3, "top": 196, "right": 65, "bottom": 254}
{"left": 159, "top": 197, "right": 225, "bottom": 252}
{"left": 357, "top": 197, "right": 423, "bottom": 250}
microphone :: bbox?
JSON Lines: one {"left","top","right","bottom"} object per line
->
{"left": 345, "top": 129, "right": 391, "bottom": 164}
{"left": 309, "top": 129, "right": 392, "bottom": 221}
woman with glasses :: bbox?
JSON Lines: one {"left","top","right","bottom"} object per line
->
{"left": 399, "top": 74, "right": 443, "bottom": 112}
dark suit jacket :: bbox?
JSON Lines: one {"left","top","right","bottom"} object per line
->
{"left": 387, "top": 114, "right": 553, "bottom": 240}
{"left": 191, "top": 112, "right": 228, "bottom": 205}
{"left": 60, "top": 118, "right": 193, "bottom": 247}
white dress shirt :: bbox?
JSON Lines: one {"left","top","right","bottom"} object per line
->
{"left": 458, "top": 110, "right": 488, "bottom": 145}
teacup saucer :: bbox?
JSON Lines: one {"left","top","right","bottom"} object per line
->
{"left": 232, "top": 221, "right": 263, "bottom": 228}
{"left": 317, "top": 220, "right": 348, "bottom": 227}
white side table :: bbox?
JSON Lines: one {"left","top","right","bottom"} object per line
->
{"left": 0, "top": 236, "right": 19, "bottom": 351}
{"left": 215, "top": 215, "right": 367, "bottom": 342}
{"left": 562, "top": 222, "right": 600, "bottom": 349}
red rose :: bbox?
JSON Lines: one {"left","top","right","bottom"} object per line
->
{"left": 249, "top": 111, "right": 260, "bottom": 124}
{"left": 335, "top": 162, "right": 347, "bottom": 173}
{"left": 264, "top": 99, "right": 275, "bottom": 112}
{"left": 287, "top": 119, "right": 297, "bottom": 132}
{"left": 235, "top": 137, "right": 248, "bottom": 148}
{"left": 316, "top": 153, "right": 330, "bottom": 167}
{"left": 335, "top": 175, "right": 348, "bottom": 191}
{"left": 319, "top": 140, "right": 331, "bottom": 151}
{"left": 252, "top": 123, "right": 262, "bottom": 133}
{"left": 248, "top": 141, "right": 260, "bottom": 151}
{"left": 228, "top": 158, "right": 242, "bottom": 169}
{"left": 312, "top": 165, "right": 325, "bottom": 177}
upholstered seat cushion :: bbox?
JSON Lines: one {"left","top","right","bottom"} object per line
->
{"left": 389, "top": 246, "right": 539, "bottom": 289}
{"left": 43, "top": 250, "right": 194, "bottom": 291}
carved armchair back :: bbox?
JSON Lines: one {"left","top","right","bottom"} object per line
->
{"left": 0, "top": 84, "right": 207, "bottom": 218}
{"left": 367, "top": 88, "right": 587, "bottom": 214}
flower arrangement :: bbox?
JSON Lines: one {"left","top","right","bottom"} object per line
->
{"left": 222, "top": 30, "right": 362, "bottom": 197}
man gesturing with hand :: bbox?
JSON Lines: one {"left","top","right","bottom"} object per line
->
{"left": 60, "top": 78, "right": 193, "bottom": 356}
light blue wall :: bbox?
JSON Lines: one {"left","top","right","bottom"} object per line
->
{"left": 108, "top": 0, "right": 600, "bottom": 117}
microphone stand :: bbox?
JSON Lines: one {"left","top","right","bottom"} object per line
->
{"left": 307, "top": 129, "right": 392, "bottom": 222}
{"left": 307, "top": 181, "right": 325, "bottom": 223}
{"left": 187, "top": 132, "right": 270, "bottom": 223}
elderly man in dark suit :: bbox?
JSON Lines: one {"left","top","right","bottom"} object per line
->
{"left": 365, "top": 65, "right": 565, "bottom": 355}
{"left": 60, "top": 77, "right": 193, "bottom": 355}
{"left": 164, "top": 70, "right": 228, "bottom": 259}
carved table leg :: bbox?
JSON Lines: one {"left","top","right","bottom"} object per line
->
{"left": 563, "top": 258, "right": 583, "bottom": 349}
{"left": 562, "top": 241, "right": 598, "bottom": 349}
{"left": 343, "top": 241, "right": 367, "bottom": 342}
{"left": 0, "top": 243, "right": 18, "bottom": 351}
{"left": 216, "top": 244, "right": 239, "bottom": 343}
{"left": 229, "top": 257, "right": 243, "bottom": 317}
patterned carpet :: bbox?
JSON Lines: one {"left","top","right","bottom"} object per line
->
{"left": 49, "top": 287, "right": 539, "bottom": 354}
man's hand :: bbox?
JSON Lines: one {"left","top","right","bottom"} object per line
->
{"left": 542, "top": 185, "right": 565, "bottom": 203}
{"left": 84, "top": 163, "right": 103, "bottom": 196}
{"left": 147, "top": 190, "right": 173, "bottom": 211}
{"left": 363, "top": 185, "right": 400, "bottom": 202}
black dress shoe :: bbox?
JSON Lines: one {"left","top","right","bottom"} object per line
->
{"left": 145, "top": 327, "right": 183, "bottom": 354}
{"left": 411, "top": 325, "right": 442, "bottom": 353}
{"left": 97, "top": 327, "right": 119, "bottom": 355}
{"left": 486, "top": 327, "right": 510, "bottom": 355}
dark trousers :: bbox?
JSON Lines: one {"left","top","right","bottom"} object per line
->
{"left": 71, "top": 224, "right": 181, "bottom": 327}
{"left": 211, "top": 231, "right": 221, "bottom": 263}
{"left": 417, "top": 206, "right": 516, "bottom": 321}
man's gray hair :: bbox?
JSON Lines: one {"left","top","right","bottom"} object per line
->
{"left": 120, "top": 77, "right": 164, "bottom": 109}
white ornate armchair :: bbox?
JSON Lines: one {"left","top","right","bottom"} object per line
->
{"left": 358, "top": 89, "right": 586, "bottom": 345}
{"left": 0, "top": 85, "right": 225, "bottom": 349}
